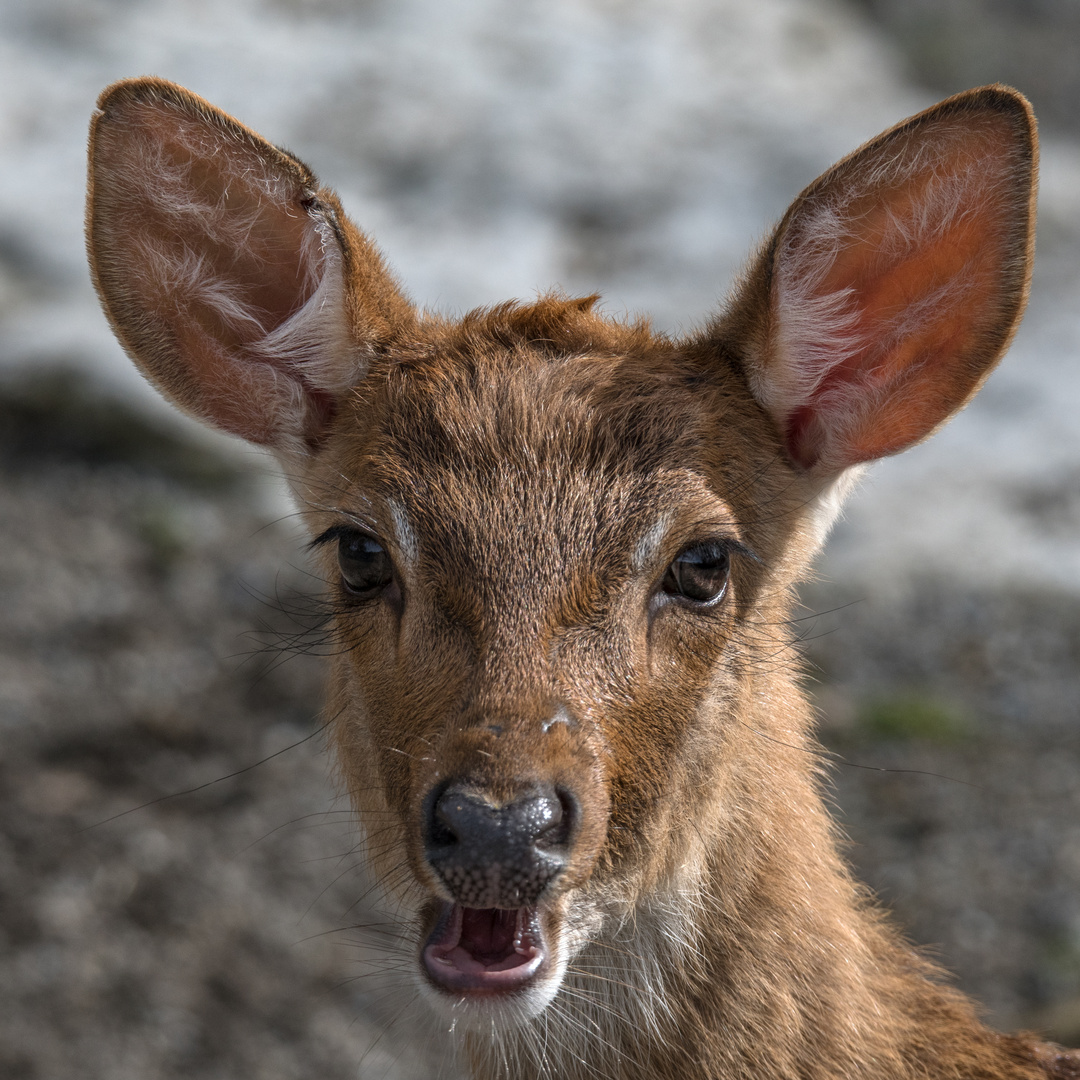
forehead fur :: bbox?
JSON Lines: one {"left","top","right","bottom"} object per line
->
{"left": 349, "top": 296, "right": 735, "bottom": 482}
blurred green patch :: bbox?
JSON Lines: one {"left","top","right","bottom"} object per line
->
{"left": 1040, "top": 931, "right": 1080, "bottom": 977}
{"left": 856, "top": 693, "right": 971, "bottom": 744}
{"left": 0, "top": 365, "right": 243, "bottom": 492}
{"left": 1032, "top": 934, "right": 1080, "bottom": 1046}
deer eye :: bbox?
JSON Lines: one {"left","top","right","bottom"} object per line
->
{"left": 337, "top": 531, "right": 393, "bottom": 597}
{"left": 662, "top": 542, "right": 730, "bottom": 605}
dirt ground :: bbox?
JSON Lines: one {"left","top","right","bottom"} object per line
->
{"left": 2, "top": 369, "right": 1078, "bottom": 1078}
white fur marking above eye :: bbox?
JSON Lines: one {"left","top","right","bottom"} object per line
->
{"left": 632, "top": 514, "right": 672, "bottom": 574}
{"left": 387, "top": 499, "right": 418, "bottom": 570}
{"left": 542, "top": 707, "right": 572, "bottom": 733}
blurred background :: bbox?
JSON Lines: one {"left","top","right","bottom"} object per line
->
{"left": 1, "top": 0, "right": 1078, "bottom": 1076}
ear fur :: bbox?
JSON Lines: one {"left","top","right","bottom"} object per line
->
{"left": 87, "top": 77, "right": 415, "bottom": 455}
{"left": 715, "top": 85, "right": 1037, "bottom": 476}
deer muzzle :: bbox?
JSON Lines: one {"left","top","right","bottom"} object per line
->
{"left": 420, "top": 782, "right": 578, "bottom": 994}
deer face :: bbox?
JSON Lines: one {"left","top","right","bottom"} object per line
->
{"left": 300, "top": 327, "right": 796, "bottom": 1019}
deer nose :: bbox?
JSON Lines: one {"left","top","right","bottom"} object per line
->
{"left": 423, "top": 783, "right": 575, "bottom": 908}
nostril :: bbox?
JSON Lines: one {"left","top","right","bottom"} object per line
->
{"left": 512, "top": 791, "right": 560, "bottom": 846}
{"left": 430, "top": 807, "right": 457, "bottom": 848}
{"left": 423, "top": 779, "right": 458, "bottom": 850}
{"left": 535, "top": 787, "right": 577, "bottom": 850}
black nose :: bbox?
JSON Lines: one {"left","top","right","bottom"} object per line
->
{"left": 424, "top": 783, "right": 574, "bottom": 908}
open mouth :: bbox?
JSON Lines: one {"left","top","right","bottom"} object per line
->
{"left": 421, "top": 902, "right": 547, "bottom": 994}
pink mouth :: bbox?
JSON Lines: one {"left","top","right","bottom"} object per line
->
{"left": 422, "top": 902, "right": 547, "bottom": 994}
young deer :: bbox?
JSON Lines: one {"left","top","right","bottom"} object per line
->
{"left": 87, "top": 78, "right": 1077, "bottom": 1079}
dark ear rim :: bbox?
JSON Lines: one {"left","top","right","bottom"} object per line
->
{"left": 707, "top": 84, "right": 1038, "bottom": 475}
{"left": 89, "top": 75, "right": 320, "bottom": 192}
{"left": 778, "top": 83, "right": 1037, "bottom": 264}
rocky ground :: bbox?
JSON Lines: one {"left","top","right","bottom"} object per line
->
{"left": 2, "top": 370, "right": 1079, "bottom": 1079}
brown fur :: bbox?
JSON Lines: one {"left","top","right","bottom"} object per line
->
{"left": 86, "top": 78, "right": 1077, "bottom": 1078}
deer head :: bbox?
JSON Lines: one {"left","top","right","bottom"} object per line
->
{"left": 87, "top": 79, "right": 1036, "bottom": 1056}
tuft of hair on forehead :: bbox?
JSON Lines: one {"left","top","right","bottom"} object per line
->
{"left": 372, "top": 294, "right": 665, "bottom": 376}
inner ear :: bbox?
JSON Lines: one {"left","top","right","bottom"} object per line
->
{"left": 777, "top": 113, "right": 1032, "bottom": 469}
{"left": 715, "top": 86, "right": 1037, "bottom": 477}
{"left": 88, "top": 78, "right": 412, "bottom": 455}
{"left": 127, "top": 105, "right": 323, "bottom": 350}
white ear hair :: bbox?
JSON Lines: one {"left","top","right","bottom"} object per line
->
{"left": 723, "top": 87, "right": 1036, "bottom": 477}
{"left": 762, "top": 131, "right": 1014, "bottom": 427}
{"left": 253, "top": 224, "right": 360, "bottom": 388}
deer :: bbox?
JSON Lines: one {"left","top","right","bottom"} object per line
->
{"left": 85, "top": 76, "right": 1079, "bottom": 1079}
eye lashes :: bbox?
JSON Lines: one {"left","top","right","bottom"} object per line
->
{"left": 308, "top": 523, "right": 379, "bottom": 550}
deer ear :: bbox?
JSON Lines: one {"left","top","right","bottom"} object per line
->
{"left": 717, "top": 85, "right": 1037, "bottom": 475}
{"left": 87, "top": 77, "right": 415, "bottom": 455}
